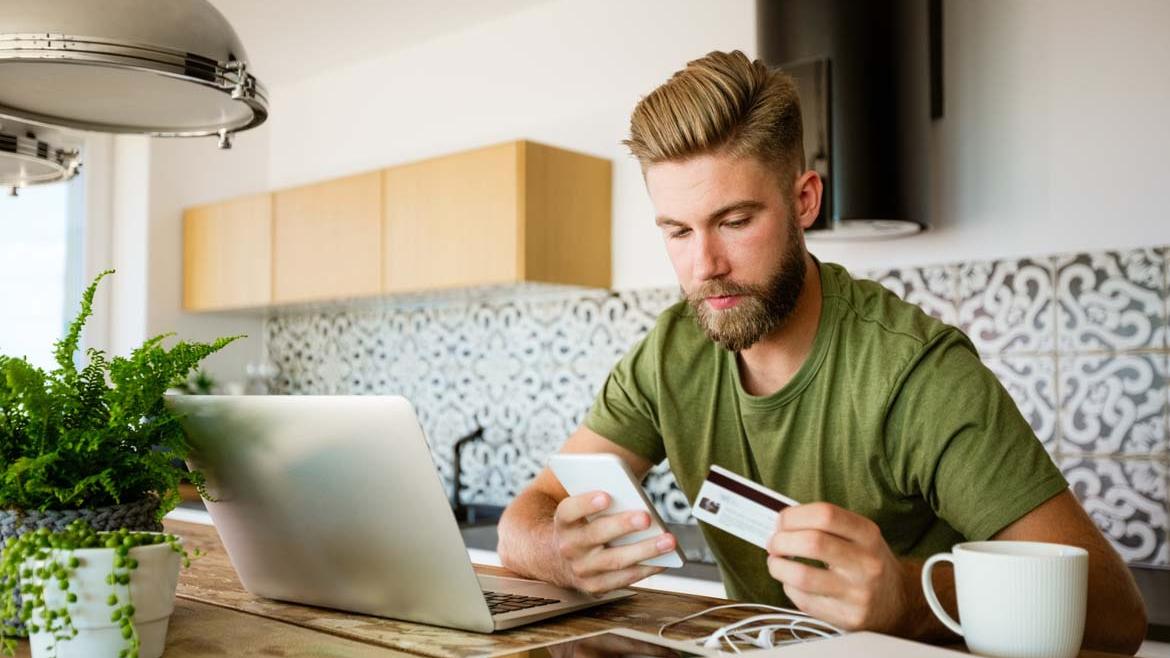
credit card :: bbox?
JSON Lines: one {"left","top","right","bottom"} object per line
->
{"left": 691, "top": 465, "right": 800, "bottom": 550}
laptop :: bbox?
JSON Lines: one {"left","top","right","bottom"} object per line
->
{"left": 165, "top": 394, "right": 634, "bottom": 632}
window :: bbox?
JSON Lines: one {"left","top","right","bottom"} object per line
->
{"left": 0, "top": 183, "right": 72, "bottom": 370}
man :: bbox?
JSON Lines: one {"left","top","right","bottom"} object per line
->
{"left": 497, "top": 50, "right": 1146, "bottom": 652}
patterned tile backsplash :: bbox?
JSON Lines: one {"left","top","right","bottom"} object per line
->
{"left": 265, "top": 245, "right": 1170, "bottom": 567}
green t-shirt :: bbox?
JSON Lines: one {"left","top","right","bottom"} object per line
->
{"left": 585, "top": 261, "right": 1067, "bottom": 605}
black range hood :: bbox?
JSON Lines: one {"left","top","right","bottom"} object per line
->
{"left": 757, "top": 0, "right": 942, "bottom": 240}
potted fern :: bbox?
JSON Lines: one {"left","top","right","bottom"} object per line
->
{"left": 0, "top": 270, "right": 238, "bottom": 652}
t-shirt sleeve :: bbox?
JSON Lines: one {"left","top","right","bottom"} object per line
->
{"left": 584, "top": 333, "right": 667, "bottom": 465}
{"left": 883, "top": 331, "right": 1068, "bottom": 541}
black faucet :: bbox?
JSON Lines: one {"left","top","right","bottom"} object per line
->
{"left": 451, "top": 426, "right": 484, "bottom": 524}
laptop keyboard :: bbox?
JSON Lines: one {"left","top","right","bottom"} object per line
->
{"left": 483, "top": 590, "right": 561, "bottom": 615}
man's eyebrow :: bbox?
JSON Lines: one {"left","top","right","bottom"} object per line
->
{"left": 655, "top": 200, "right": 765, "bottom": 228}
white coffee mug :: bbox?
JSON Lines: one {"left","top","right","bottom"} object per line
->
{"left": 921, "top": 541, "right": 1088, "bottom": 658}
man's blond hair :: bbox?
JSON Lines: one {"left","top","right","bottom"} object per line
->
{"left": 624, "top": 50, "right": 805, "bottom": 185}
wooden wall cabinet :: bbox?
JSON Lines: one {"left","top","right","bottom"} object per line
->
{"left": 382, "top": 140, "right": 611, "bottom": 293}
{"left": 182, "top": 140, "right": 611, "bottom": 311}
{"left": 183, "top": 193, "right": 272, "bottom": 311}
{"left": 272, "top": 171, "right": 383, "bottom": 304}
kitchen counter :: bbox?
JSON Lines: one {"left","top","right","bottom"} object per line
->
{"left": 177, "top": 497, "right": 1170, "bottom": 644}
{"left": 11, "top": 519, "right": 1132, "bottom": 658}
{"left": 466, "top": 519, "right": 1170, "bottom": 643}
{"left": 162, "top": 520, "right": 761, "bottom": 657}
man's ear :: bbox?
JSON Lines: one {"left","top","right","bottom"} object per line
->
{"left": 792, "top": 170, "right": 823, "bottom": 230}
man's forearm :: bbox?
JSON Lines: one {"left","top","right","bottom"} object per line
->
{"left": 897, "top": 558, "right": 960, "bottom": 642}
{"left": 497, "top": 489, "right": 571, "bottom": 587}
{"left": 1079, "top": 543, "right": 1147, "bottom": 654}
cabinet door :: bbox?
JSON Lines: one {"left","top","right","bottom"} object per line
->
{"left": 183, "top": 193, "right": 272, "bottom": 311}
{"left": 522, "top": 142, "right": 612, "bottom": 288}
{"left": 382, "top": 142, "right": 520, "bottom": 293}
{"left": 272, "top": 172, "right": 382, "bottom": 304}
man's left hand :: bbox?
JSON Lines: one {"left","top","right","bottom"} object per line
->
{"left": 766, "top": 502, "right": 908, "bottom": 632}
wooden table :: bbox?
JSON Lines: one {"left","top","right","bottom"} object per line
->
{"left": 11, "top": 520, "right": 1134, "bottom": 657}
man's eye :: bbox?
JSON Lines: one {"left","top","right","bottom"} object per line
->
{"left": 669, "top": 228, "right": 691, "bottom": 239}
{"left": 725, "top": 217, "right": 750, "bottom": 228}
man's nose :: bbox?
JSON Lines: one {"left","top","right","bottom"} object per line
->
{"left": 692, "top": 232, "right": 728, "bottom": 281}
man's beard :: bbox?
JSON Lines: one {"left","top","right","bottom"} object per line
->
{"left": 685, "top": 220, "right": 807, "bottom": 352}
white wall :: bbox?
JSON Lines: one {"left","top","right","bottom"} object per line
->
{"left": 145, "top": 127, "right": 271, "bottom": 383}
{"left": 81, "top": 128, "right": 268, "bottom": 386}
{"left": 812, "top": 0, "right": 1170, "bottom": 269}
{"left": 75, "top": 134, "right": 114, "bottom": 356}
{"left": 75, "top": 134, "right": 155, "bottom": 363}
{"left": 108, "top": 136, "right": 152, "bottom": 356}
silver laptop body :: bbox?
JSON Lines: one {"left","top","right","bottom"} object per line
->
{"left": 165, "top": 394, "right": 633, "bottom": 632}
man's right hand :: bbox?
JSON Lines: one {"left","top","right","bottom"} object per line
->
{"left": 552, "top": 490, "right": 678, "bottom": 594}
{"left": 496, "top": 426, "right": 668, "bottom": 594}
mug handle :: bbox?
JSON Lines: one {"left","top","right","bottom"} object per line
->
{"left": 921, "top": 553, "right": 963, "bottom": 636}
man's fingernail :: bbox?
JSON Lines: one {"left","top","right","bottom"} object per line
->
{"left": 592, "top": 495, "right": 607, "bottom": 510}
{"left": 656, "top": 535, "right": 673, "bottom": 551}
{"left": 634, "top": 513, "right": 650, "bottom": 529}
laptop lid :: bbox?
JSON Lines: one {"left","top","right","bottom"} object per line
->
{"left": 166, "top": 394, "right": 496, "bottom": 632}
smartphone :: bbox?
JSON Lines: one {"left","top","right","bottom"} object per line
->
{"left": 547, "top": 453, "right": 685, "bottom": 568}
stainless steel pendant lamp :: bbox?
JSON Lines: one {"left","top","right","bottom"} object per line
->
{"left": 0, "top": 116, "right": 81, "bottom": 196}
{"left": 0, "top": 0, "right": 268, "bottom": 154}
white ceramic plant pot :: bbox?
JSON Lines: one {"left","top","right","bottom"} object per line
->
{"left": 25, "top": 539, "right": 181, "bottom": 658}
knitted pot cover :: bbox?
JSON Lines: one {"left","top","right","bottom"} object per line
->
{"left": 1, "top": 496, "right": 163, "bottom": 634}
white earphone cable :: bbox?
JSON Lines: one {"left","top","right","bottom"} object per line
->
{"left": 658, "top": 603, "right": 844, "bottom": 652}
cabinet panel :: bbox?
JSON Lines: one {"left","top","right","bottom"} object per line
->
{"left": 382, "top": 143, "right": 521, "bottom": 293}
{"left": 273, "top": 172, "right": 382, "bottom": 304}
{"left": 522, "top": 142, "right": 612, "bottom": 288}
{"left": 183, "top": 140, "right": 612, "bottom": 312}
{"left": 183, "top": 193, "right": 272, "bottom": 311}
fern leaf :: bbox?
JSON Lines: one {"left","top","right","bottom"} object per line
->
{"left": 52, "top": 269, "right": 114, "bottom": 376}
